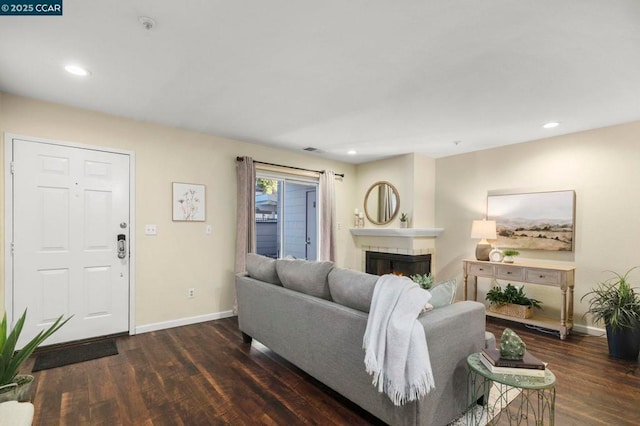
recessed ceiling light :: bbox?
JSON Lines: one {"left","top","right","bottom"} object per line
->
{"left": 139, "top": 16, "right": 156, "bottom": 30}
{"left": 64, "top": 64, "right": 90, "bottom": 77}
{"left": 347, "top": 150, "right": 357, "bottom": 155}
{"left": 543, "top": 122, "right": 559, "bottom": 129}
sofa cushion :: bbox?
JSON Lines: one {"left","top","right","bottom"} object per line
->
{"left": 246, "top": 253, "right": 282, "bottom": 285}
{"left": 328, "top": 268, "right": 378, "bottom": 313}
{"left": 429, "top": 279, "right": 457, "bottom": 308}
{"left": 276, "top": 258, "right": 334, "bottom": 300}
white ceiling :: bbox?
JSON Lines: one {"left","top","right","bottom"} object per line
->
{"left": 1, "top": 1, "right": 639, "bottom": 164}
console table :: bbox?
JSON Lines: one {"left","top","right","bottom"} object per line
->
{"left": 463, "top": 259, "right": 576, "bottom": 340}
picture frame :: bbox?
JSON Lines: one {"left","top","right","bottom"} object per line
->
{"left": 487, "top": 190, "right": 575, "bottom": 251}
{"left": 172, "top": 182, "right": 206, "bottom": 221}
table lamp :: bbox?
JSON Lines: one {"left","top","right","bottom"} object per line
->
{"left": 471, "top": 219, "right": 497, "bottom": 261}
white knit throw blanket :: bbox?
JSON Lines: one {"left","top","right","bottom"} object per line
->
{"left": 363, "top": 274, "right": 435, "bottom": 406}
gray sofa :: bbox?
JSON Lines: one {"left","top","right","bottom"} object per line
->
{"left": 235, "top": 254, "right": 486, "bottom": 426}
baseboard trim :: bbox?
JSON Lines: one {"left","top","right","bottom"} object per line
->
{"left": 573, "top": 323, "right": 606, "bottom": 337}
{"left": 135, "top": 311, "right": 235, "bottom": 335}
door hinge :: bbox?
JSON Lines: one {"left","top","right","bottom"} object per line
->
{"left": 10, "top": 161, "right": 15, "bottom": 174}
{"left": 10, "top": 241, "right": 15, "bottom": 255}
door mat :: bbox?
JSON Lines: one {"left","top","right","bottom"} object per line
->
{"left": 32, "top": 339, "right": 118, "bottom": 372}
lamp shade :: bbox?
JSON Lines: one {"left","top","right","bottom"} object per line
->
{"left": 470, "top": 219, "right": 497, "bottom": 240}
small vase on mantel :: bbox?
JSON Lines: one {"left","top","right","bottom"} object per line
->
{"left": 399, "top": 213, "right": 409, "bottom": 228}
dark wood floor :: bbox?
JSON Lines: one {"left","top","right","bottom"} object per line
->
{"left": 20, "top": 317, "right": 639, "bottom": 425}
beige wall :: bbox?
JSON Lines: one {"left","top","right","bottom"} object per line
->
{"left": 355, "top": 153, "right": 436, "bottom": 228}
{"left": 352, "top": 153, "right": 438, "bottom": 271}
{"left": 355, "top": 154, "right": 412, "bottom": 227}
{"left": 435, "top": 122, "right": 640, "bottom": 331}
{"left": 4, "top": 91, "right": 638, "bottom": 334}
{"left": 410, "top": 153, "right": 436, "bottom": 229}
{"left": 0, "top": 92, "right": 358, "bottom": 328}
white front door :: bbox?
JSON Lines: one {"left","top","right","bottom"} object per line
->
{"left": 11, "top": 139, "right": 131, "bottom": 346}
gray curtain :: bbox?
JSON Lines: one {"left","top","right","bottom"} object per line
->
{"left": 235, "top": 156, "right": 256, "bottom": 275}
{"left": 319, "top": 170, "right": 336, "bottom": 261}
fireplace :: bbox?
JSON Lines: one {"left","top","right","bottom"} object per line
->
{"left": 365, "top": 251, "right": 431, "bottom": 276}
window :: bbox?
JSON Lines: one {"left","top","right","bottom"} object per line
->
{"left": 255, "top": 172, "right": 318, "bottom": 260}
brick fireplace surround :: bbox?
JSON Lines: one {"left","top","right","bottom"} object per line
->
{"left": 350, "top": 227, "right": 443, "bottom": 276}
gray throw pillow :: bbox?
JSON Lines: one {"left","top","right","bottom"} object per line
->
{"left": 245, "top": 253, "right": 282, "bottom": 285}
{"left": 429, "top": 279, "right": 457, "bottom": 308}
{"left": 328, "top": 268, "right": 378, "bottom": 312}
{"left": 276, "top": 258, "right": 334, "bottom": 300}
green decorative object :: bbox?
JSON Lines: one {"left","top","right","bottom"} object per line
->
{"left": 486, "top": 283, "right": 542, "bottom": 309}
{"left": 499, "top": 328, "right": 526, "bottom": 360}
{"left": 0, "top": 309, "right": 71, "bottom": 401}
{"left": 581, "top": 266, "right": 640, "bottom": 360}
{"left": 410, "top": 273, "right": 433, "bottom": 290}
{"left": 467, "top": 353, "right": 556, "bottom": 425}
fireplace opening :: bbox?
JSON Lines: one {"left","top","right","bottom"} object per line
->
{"left": 365, "top": 251, "right": 431, "bottom": 276}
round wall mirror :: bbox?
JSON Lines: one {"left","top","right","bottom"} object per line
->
{"left": 364, "top": 181, "right": 400, "bottom": 225}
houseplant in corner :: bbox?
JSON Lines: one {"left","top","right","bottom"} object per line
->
{"left": 486, "top": 283, "right": 542, "bottom": 319}
{"left": 581, "top": 267, "right": 640, "bottom": 360}
{"left": 0, "top": 310, "right": 71, "bottom": 402}
{"left": 399, "top": 213, "right": 409, "bottom": 228}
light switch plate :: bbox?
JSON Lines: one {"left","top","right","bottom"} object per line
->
{"left": 145, "top": 224, "right": 157, "bottom": 235}
{"left": 205, "top": 224, "right": 212, "bottom": 235}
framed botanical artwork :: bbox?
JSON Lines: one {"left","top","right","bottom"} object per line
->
{"left": 172, "top": 182, "right": 206, "bottom": 221}
{"left": 487, "top": 190, "right": 575, "bottom": 251}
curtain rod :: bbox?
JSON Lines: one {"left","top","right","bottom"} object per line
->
{"left": 236, "top": 157, "right": 344, "bottom": 178}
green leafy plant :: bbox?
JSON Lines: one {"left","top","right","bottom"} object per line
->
{"left": 486, "top": 283, "right": 542, "bottom": 309}
{"left": 256, "top": 178, "right": 278, "bottom": 194}
{"left": 410, "top": 273, "right": 433, "bottom": 290}
{"left": 581, "top": 267, "right": 640, "bottom": 331}
{"left": 400, "top": 213, "right": 408, "bottom": 222}
{"left": 0, "top": 310, "right": 71, "bottom": 388}
{"left": 502, "top": 249, "right": 520, "bottom": 257}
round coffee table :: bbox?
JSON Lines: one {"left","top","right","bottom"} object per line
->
{"left": 467, "top": 353, "right": 556, "bottom": 425}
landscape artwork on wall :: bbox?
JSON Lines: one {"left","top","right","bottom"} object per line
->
{"left": 487, "top": 190, "right": 575, "bottom": 251}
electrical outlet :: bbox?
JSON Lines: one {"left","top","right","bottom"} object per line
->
{"left": 188, "top": 288, "right": 195, "bottom": 298}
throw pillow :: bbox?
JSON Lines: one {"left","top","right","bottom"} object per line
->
{"left": 276, "top": 258, "right": 334, "bottom": 300}
{"left": 328, "top": 268, "right": 378, "bottom": 312}
{"left": 245, "top": 253, "right": 282, "bottom": 285}
{"left": 429, "top": 279, "right": 457, "bottom": 308}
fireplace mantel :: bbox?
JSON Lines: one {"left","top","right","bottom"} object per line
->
{"left": 349, "top": 228, "right": 444, "bottom": 238}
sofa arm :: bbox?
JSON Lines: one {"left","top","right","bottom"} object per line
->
{"left": 415, "top": 301, "right": 486, "bottom": 425}
{"left": 418, "top": 300, "right": 486, "bottom": 348}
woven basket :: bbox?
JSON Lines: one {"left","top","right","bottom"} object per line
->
{"left": 489, "top": 303, "right": 533, "bottom": 319}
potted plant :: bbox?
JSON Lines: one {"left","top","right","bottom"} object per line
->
{"left": 581, "top": 267, "right": 640, "bottom": 360}
{"left": 502, "top": 249, "right": 520, "bottom": 263}
{"left": 0, "top": 310, "right": 70, "bottom": 402}
{"left": 399, "top": 213, "right": 409, "bottom": 228}
{"left": 486, "top": 283, "right": 542, "bottom": 319}
{"left": 410, "top": 273, "right": 433, "bottom": 290}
